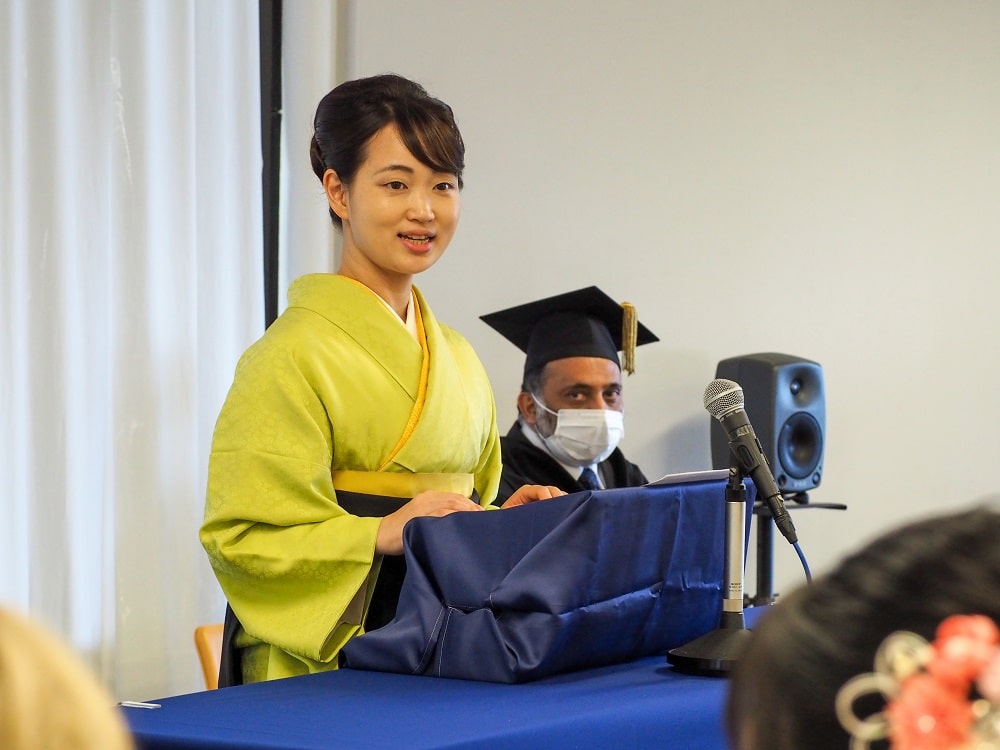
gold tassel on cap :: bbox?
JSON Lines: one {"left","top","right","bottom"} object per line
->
{"left": 621, "top": 301, "right": 638, "bottom": 375}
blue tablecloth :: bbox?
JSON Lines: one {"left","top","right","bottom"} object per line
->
{"left": 125, "top": 646, "right": 757, "bottom": 750}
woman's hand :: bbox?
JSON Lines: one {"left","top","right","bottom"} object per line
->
{"left": 500, "top": 484, "right": 566, "bottom": 509}
{"left": 375, "top": 491, "right": 483, "bottom": 555}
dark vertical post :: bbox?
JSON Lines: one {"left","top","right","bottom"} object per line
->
{"left": 259, "top": 0, "right": 282, "bottom": 328}
{"left": 753, "top": 510, "right": 776, "bottom": 606}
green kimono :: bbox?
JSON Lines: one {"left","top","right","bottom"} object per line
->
{"left": 200, "top": 274, "right": 502, "bottom": 682}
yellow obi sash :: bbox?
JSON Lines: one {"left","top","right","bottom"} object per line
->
{"left": 331, "top": 470, "right": 475, "bottom": 500}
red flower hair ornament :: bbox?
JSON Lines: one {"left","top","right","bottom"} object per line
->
{"left": 835, "top": 615, "right": 1000, "bottom": 749}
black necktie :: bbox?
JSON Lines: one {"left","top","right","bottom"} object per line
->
{"left": 578, "top": 467, "right": 601, "bottom": 491}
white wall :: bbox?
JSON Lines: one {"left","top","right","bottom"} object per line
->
{"left": 308, "top": 1, "right": 1000, "bottom": 594}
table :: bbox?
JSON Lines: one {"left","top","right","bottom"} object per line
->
{"left": 124, "top": 650, "right": 744, "bottom": 750}
{"left": 128, "top": 478, "right": 763, "bottom": 748}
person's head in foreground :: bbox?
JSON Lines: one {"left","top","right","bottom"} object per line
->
{"left": 0, "top": 607, "right": 134, "bottom": 749}
{"left": 726, "top": 503, "right": 1000, "bottom": 750}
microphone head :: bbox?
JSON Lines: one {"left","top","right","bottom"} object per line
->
{"left": 703, "top": 378, "right": 744, "bottom": 420}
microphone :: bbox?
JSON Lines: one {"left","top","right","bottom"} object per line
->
{"left": 704, "top": 378, "right": 798, "bottom": 545}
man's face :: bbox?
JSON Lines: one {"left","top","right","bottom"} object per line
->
{"left": 523, "top": 356, "right": 623, "bottom": 438}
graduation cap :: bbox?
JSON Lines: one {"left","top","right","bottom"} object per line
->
{"left": 480, "top": 286, "right": 659, "bottom": 378}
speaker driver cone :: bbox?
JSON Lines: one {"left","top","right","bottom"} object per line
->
{"left": 778, "top": 412, "right": 823, "bottom": 480}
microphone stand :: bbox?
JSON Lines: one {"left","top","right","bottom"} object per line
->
{"left": 666, "top": 461, "right": 752, "bottom": 676}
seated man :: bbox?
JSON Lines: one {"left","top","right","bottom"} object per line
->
{"left": 481, "top": 286, "right": 658, "bottom": 504}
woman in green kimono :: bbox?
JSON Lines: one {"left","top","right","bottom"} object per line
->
{"left": 200, "top": 74, "right": 563, "bottom": 684}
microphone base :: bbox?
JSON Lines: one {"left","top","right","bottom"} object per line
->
{"left": 666, "top": 610, "right": 750, "bottom": 677}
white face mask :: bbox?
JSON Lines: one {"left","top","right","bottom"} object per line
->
{"left": 532, "top": 395, "right": 625, "bottom": 466}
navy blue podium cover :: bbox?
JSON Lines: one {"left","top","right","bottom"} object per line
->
{"left": 341, "top": 477, "right": 754, "bottom": 683}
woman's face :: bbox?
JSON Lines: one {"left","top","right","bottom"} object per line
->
{"left": 327, "top": 123, "right": 461, "bottom": 284}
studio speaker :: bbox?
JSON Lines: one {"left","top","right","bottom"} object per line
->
{"left": 710, "top": 353, "right": 825, "bottom": 495}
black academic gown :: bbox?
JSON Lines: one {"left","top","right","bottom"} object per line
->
{"left": 494, "top": 421, "right": 648, "bottom": 505}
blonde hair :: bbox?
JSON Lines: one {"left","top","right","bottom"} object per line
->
{"left": 0, "top": 608, "right": 134, "bottom": 749}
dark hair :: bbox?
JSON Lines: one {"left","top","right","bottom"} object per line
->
{"left": 310, "top": 73, "right": 465, "bottom": 228}
{"left": 725, "top": 503, "right": 1000, "bottom": 750}
{"left": 521, "top": 366, "right": 545, "bottom": 396}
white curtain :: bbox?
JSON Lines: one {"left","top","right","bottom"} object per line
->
{"left": 1, "top": 0, "right": 263, "bottom": 700}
